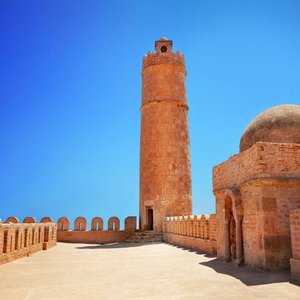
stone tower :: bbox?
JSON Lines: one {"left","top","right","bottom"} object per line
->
{"left": 139, "top": 38, "right": 192, "bottom": 232}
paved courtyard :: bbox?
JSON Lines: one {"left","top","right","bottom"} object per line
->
{"left": 0, "top": 242, "right": 299, "bottom": 299}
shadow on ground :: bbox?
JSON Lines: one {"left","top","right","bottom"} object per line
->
{"left": 76, "top": 242, "right": 163, "bottom": 250}
{"left": 76, "top": 242, "right": 296, "bottom": 287}
{"left": 200, "top": 258, "right": 291, "bottom": 286}
{"left": 166, "top": 243, "right": 292, "bottom": 286}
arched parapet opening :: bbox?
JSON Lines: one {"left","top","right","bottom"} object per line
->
{"left": 43, "top": 225, "right": 50, "bottom": 243}
{"left": 16, "top": 225, "right": 25, "bottom": 250}
{"left": 108, "top": 217, "right": 120, "bottom": 231}
{"left": 173, "top": 216, "right": 178, "bottom": 234}
{"left": 124, "top": 216, "right": 136, "bottom": 231}
{"left": 175, "top": 216, "right": 179, "bottom": 233}
{"left": 200, "top": 215, "right": 209, "bottom": 239}
{"left": 183, "top": 216, "right": 189, "bottom": 236}
{"left": 40, "top": 217, "right": 53, "bottom": 223}
{"left": 23, "top": 225, "right": 32, "bottom": 248}
{"left": 187, "top": 215, "right": 193, "bottom": 237}
{"left": 57, "top": 217, "right": 70, "bottom": 231}
{"left": 5, "top": 216, "right": 19, "bottom": 224}
{"left": 177, "top": 216, "right": 182, "bottom": 235}
{"left": 31, "top": 224, "right": 40, "bottom": 245}
{"left": 169, "top": 217, "right": 173, "bottom": 234}
{"left": 3, "top": 224, "right": 15, "bottom": 254}
{"left": 36, "top": 224, "right": 44, "bottom": 244}
{"left": 74, "top": 217, "right": 87, "bottom": 231}
{"left": 166, "top": 217, "right": 170, "bottom": 233}
{"left": 23, "top": 217, "right": 36, "bottom": 224}
{"left": 91, "top": 217, "right": 103, "bottom": 231}
{"left": 193, "top": 215, "right": 201, "bottom": 238}
{"left": 208, "top": 214, "right": 217, "bottom": 241}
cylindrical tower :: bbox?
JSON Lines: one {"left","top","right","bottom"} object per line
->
{"left": 139, "top": 38, "right": 192, "bottom": 232}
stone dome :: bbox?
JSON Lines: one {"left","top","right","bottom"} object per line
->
{"left": 240, "top": 104, "right": 300, "bottom": 152}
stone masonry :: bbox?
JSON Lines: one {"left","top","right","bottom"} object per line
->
{"left": 0, "top": 217, "right": 56, "bottom": 265}
{"left": 139, "top": 38, "right": 192, "bottom": 232}
{"left": 290, "top": 209, "right": 300, "bottom": 281}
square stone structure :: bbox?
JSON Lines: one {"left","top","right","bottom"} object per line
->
{"left": 139, "top": 38, "right": 192, "bottom": 232}
{"left": 213, "top": 105, "right": 300, "bottom": 270}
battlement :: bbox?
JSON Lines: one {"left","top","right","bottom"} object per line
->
{"left": 0, "top": 219, "right": 56, "bottom": 265}
{"left": 142, "top": 52, "right": 185, "bottom": 71}
{"left": 163, "top": 214, "right": 217, "bottom": 255}
{"left": 56, "top": 216, "right": 137, "bottom": 244}
{"left": 1, "top": 215, "right": 137, "bottom": 247}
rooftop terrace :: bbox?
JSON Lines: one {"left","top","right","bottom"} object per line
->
{"left": 0, "top": 242, "right": 299, "bottom": 299}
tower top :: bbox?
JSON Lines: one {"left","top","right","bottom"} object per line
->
{"left": 142, "top": 38, "right": 185, "bottom": 72}
{"left": 155, "top": 37, "right": 173, "bottom": 54}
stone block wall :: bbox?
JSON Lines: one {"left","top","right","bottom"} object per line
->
{"left": 213, "top": 142, "right": 300, "bottom": 192}
{"left": 139, "top": 40, "right": 192, "bottom": 232}
{"left": 0, "top": 217, "right": 56, "bottom": 265}
{"left": 214, "top": 142, "right": 300, "bottom": 270}
{"left": 57, "top": 216, "right": 137, "bottom": 244}
{"left": 290, "top": 209, "right": 300, "bottom": 282}
{"left": 163, "top": 214, "right": 217, "bottom": 255}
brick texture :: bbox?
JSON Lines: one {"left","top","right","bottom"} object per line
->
{"left": 213, "top": 142, "right": 300, "bottom": 270}
{"left": 0, "top": 220, "right": 56, "bottom": 265}
{"left": 56, "top": 216, "right": 137, "bottom": 244}
{"left": 163, "top": 215, "right": 217, "bottom": 255}
{"left": 140, "top": 38, "right": 192, "bottom": 232}
{"left": 290, "top": 209, "right": 300, "bottom": 281}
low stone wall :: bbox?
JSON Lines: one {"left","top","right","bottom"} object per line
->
{"left": 290, "top": 209, "right": 300, "bottom": 282}
{"left": 57, "top": 230, "right": 132, "bottom": 244}
{"left": 0, "top": 220, "right": 56, "bottom": 265}
{"left": 57, "top": 216, "right": 136, "bottom": 244}
{"left": 163, "top": 215, "right": 217, "bottom": 255}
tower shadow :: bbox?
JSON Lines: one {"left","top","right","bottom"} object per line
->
{"left": 75, "top": 241, "right": 163, "bottom": 250}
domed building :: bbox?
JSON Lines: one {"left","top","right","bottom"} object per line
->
{"left": 240, "top": 104, "right": 300, "bottom": 152}
{"left": 213, "top": 104, "right": 300, "bottom": 272}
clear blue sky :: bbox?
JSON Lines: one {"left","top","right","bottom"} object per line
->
{"left": 1, "top": 0, "right": 300, "bottom": 228}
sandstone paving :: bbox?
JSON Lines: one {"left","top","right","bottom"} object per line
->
{"left": 0, "top": 242, "right": 299, "bottom": 300}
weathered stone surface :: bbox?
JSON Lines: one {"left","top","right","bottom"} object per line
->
{"left": 56, "top": 216, "right": 137, "bottom": 243}
{"left": 163, "top": 214, "right": 217, "bottom": 255}
{"left": 240, "top": 104, "right": 300, "bottom": 152}
{"left": 140, "top": 38, "right": 192, "bottom": 232}
{"left": 213, "top": 136, "right": 300, "bottom": 270}
{"left": 0, "top": 222, "right": 56, "bottom": 265}
{"left": 290, "top": 209, "right": 300, "bottom": 281}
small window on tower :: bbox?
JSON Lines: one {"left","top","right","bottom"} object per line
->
{"left": 160, "top": 46, "right": 167, "bottom": 53}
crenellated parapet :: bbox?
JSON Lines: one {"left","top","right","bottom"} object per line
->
{"left": 56, "top": 216, "right": 137, "bottom": 244}
{"left": 163, "top": 214, "right": 217, "bottom": 255}
{"left": 56, "top": 216, "right": 136, "bottom": 232}
{"left": 142, "top": 51, "right": 185, "bottom": 71}
{"left": 0, "top": 218, "right": 56, "bottom": 265}
{"left": 1, "top": 215, "right": 137, "bottom": 247}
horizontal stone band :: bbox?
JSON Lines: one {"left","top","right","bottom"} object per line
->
{"left": 141, "top": 100, "right": 189, "bottom": 111}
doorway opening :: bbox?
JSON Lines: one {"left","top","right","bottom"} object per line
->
{"left": 146, "top": 208, "right": 153, "bottom": 231}
{"left": 225, "top": 195, "right": 237, "bottom": 261}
